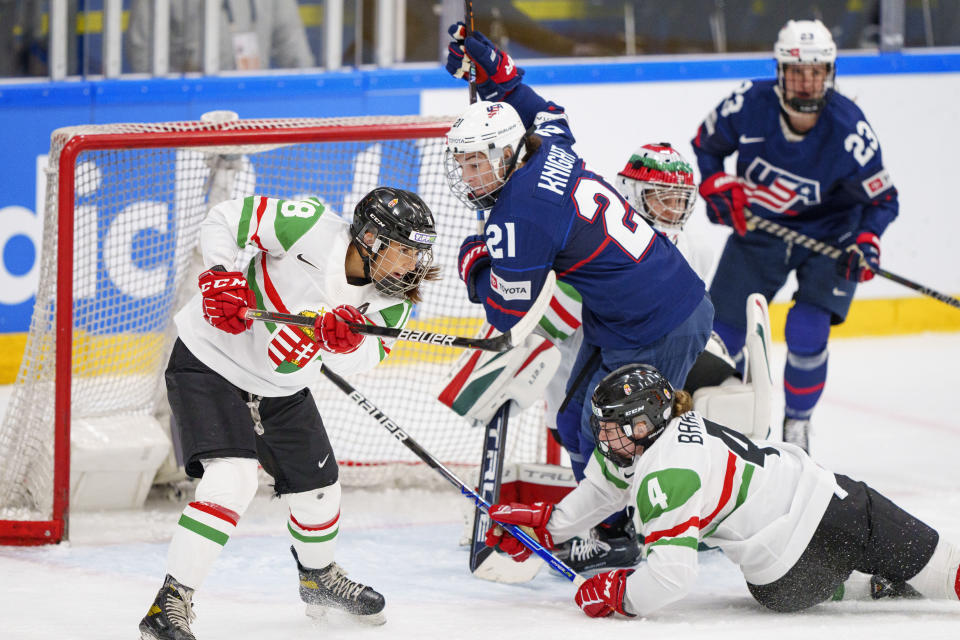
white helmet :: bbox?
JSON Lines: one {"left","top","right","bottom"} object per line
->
{"left": 616, "top": 143, "right": 696, "bottom": 231}
{"left": 444, "top": 101, "right": 526, "bottom": 209}
{"left": 774, "top": 19, "right": 837, "bottom": 114}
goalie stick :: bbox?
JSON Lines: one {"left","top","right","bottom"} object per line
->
{"left": 745, "top": 210, "right": 960, "bottom": 310}
{"left": 320, "top": 364, "right": 585, "bottom": 586}
{"left": 241, "top": 270, "right": 558, "bottom": 352}
{"left": 469, "top": 403, "right": 510, "bottom": 574}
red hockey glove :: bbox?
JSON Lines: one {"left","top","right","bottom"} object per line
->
{"left": 837, "top": 231, "right": 880, "bottom": 282}
{"left": 445, "top": 23, "right": 524, "bottom": 101}
{"left": 484, "top": 502, "right": 555, "bottom": 562}
{"left": 699, "top": 172, "right": 748, "bottom": 236}
{"left": 314, "top": 304, "right": 366, "bottom": 354}
{"left": 575, "top": 569, "right": 636, "bottom": 618}
{"left": 198, "top": 267, "right": 256, "bottom": 334}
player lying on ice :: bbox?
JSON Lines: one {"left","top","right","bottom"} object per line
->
{"left": 485, "top": 363, "right": 960, "bottom": 618}
{"left": 139, "top": 187, "right": 439, "bottom": 640}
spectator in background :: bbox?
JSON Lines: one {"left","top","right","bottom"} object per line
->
{"left": 127, "top": 0, "right": 315, "bottom": 73}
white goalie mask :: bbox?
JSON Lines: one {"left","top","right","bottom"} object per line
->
{"left": 774, "top": 19, "right": 837, "bottom": 114}
{"left": 616, "top": 143, "right": 696, "bottom": 231}
{"left": 444, "top": 101, "right": 526, "bottom": 210}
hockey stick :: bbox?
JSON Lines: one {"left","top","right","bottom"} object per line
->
{"left": 464, "top": 0, "right": 478, "bottom": 105}
{"left": 320, "top": 364, "right": 585, "bottom": 586}
{"left": 744, "top": 210, "right": 960, "bottom": 310}
{"left": 469, "top": 402, "right": 510, "bottom": 573}
{"left": 241, "top": 270, "right": 558, "bottom": 352}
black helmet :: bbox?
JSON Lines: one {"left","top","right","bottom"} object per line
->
{"left": 350, "top": 187, "right": 437, "bottom": 297}
{"left": 590, "top": 363, "right": 674, "bottom": 467}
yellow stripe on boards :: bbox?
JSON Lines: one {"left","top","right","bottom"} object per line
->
{"left": 1, "top": 295, "right": 958, "bottom": 383}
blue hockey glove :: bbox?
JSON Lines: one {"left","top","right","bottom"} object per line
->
{"left": 837, "top": 231, "right": 880, "bottom": 282}
{"left": 445, "top": 22, "right": 524, "bottom": 101}
{"left": 458, "top": 234, "right": 490, "bottom": 304}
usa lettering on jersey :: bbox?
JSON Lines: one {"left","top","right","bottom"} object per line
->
{"left": 743, "top": 157, "right": 821, "bottom": 214}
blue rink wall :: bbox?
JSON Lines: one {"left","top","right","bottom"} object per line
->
{"left": 1, "top": 51, "right": 959, "bottom": 343}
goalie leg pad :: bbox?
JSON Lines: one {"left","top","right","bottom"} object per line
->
{"left": 167, "top": 457, "right": 259, "bottom": 588}
{"left": 285, "top": 481, "right": 342, "bottom": 570}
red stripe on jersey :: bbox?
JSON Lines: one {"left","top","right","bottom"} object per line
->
{"left": 645, "top": 516, "right": 700, "bottom": 544}
{"left": 485, "top": 296, "right": 525, "bottom": 318}
{"left": 784, "top": 380, "right": 826, "bottom": 395}
{"left": 549, "top": 297, "right": 581, "bottom": 329}
{"left": 514, "top": 338, "right": 555, "bottom": 377}
{"left": 700, "top": 451, "right": 737, "bottom": 530}
{"left": 259, "top": 252, "right": 290, "bottom": 313}
{"left": 559, "top": 238, "right": 610, "bottom": 278}
{"left": 250, "top": 196, "right": 269, "bottom": 252}
{"left": 189, "top": 501, "right": 240, "bottom": 526}
{"left": 290, "top": 510, "right": 340, "bottom": 531}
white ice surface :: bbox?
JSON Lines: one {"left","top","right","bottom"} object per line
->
{"left": 1, "top": 334, "right": 959, "bottom": 639}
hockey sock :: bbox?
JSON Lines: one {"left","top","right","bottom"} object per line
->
{"left": 286, "top": 481, "right": 342, "bottom": 569}
{"left": 166, "top": 458, "right": 259, "bottom": 588}
{"left": 908, "top": 540, "right": 960, "bottom": 601}
{"left": 783, "top": 302, "right": 830, "bottom": 420}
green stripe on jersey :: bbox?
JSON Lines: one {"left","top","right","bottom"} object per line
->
{"left": 637, "top": 469, "right": 701, "bottom": 523}
{"left": 648, "top": 536, "right": 698, "bottom": 551}
{"left": 178, "top": 514, "right": 229, "bottom": 546}
{"left": 702, "top": 463, "right": 756, "bottom": 539}
{"left": 593, "top": 448, "right": 629, "bottom": 489}
{"left": 379, "top": 301, "right": 411, "bottom": 328}
{"left": 237, "top": 197, "right": 256, "bottom": 248}
{"left": 274, "top": 198, "right": 324, "bottom": 251}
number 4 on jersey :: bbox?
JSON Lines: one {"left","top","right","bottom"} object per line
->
{"left": 647, "top": 477, "right": 669, "bottom": 511}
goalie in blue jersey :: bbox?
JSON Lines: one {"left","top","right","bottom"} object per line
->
{"left": 443, "top": 23, "right": 714, "bottom": 569}
{"left": 692, "top": 19, "right": 899, "bottom": 453}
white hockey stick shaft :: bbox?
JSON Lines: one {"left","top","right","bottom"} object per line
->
{"left": 320, "top": 364, "right": 585, "bottom": 586}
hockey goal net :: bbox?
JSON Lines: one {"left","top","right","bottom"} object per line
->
{"left": 0, "top": 114, "right": 552, "bottom": 545}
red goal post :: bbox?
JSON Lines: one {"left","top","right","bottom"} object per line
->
{"left": 0, "top": 114, "right": 557, "bottom": 545}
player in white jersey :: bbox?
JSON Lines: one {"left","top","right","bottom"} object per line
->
{"left": 139, "top": 187, "right": 438, "bottom": 640}
{"left": 486, "top": 363, "right": 960, "bottom": 617}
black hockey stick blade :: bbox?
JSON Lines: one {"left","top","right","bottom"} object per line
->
{"left": 240, "top": 270, "right": 558, "bottom": 352}
{"left": 745, "top": 210, "right": 960, "bottom": 311}
{"left": 469, "top": 402, "right": 510, "bottom": 574}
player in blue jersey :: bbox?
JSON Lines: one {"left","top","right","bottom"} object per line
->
{"left": 443, "top": 23, "right": 714, "bottom": 569}
{"left": 692, "top": 19, "right": 898, "bottom": 453}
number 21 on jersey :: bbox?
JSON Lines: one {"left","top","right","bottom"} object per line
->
{"left": 573, "top": 178, "right": 655, "bottom": 261}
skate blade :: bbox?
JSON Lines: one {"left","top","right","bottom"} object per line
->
{"left": 306, "top": 604, "right": 386, "bottom": 626}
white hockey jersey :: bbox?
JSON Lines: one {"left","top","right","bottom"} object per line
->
{"left": 546, "top": 410, "right": 841, "bottom": 616}
{"left": 176, "top": 195, "right": 413, "bottom": 397}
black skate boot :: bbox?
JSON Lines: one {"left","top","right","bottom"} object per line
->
{"left": 870, "top": 574, "right": 922, "bottom": 599}
{"left": 291, "top": 546, "right": 386, "bottom": 625}
{"left": 556, "top": 519, "right": 641, "bottom": 573}
{"left": 139, "top": 574, "right": 197, "bottom": 640}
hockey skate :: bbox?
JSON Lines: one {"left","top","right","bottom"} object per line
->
{"left": 139, "top": 574, "right": 197, "bottom": 640}
{"left": 783, "top": 418, "right": 810, "bottom": 453}
{"left": 556, "top": 519, "right": 641, "bottom": 573}
{"left": 291, "top": 547, "right": 386, "bottom": 625}
{"left": 870, "top": 574, "right": 922, "bottom": 599}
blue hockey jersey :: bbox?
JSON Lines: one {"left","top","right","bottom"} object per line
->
{"left": 692, "top": 79, "right": 898, "bottom": 241}
{"left": 472, "top": 84, "right": 705, "bottom": 348}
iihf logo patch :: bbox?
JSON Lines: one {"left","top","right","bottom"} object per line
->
{"left": 486, "top": 104, "right": 503, "bottom": 118}
{"left": 623, "top": 383, "right": 633, "bottom": 395}
{"left": 388, "top": 198, "right": 398, "bottom": 207}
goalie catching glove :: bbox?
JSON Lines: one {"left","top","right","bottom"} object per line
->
{"left": 575, "top": 569, "right": 636, "bottom": 618}
{"left": 484, "top": 502, "right": 556, "bottom": 562}
{"left": 314, "top": 305, "right": 367, "bottom": 354}
{"left": 199, "top": 267, "right": 257, "bottom": 334}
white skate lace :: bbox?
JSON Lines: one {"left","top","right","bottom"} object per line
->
{"left": 164, "top": 586, "right": 196, "bottom": 631}
{"left": 569, "top": 534, "right": 610, "bottom": 563}
{"left": 319, "top": 563, "right": 366, "bottom": 601}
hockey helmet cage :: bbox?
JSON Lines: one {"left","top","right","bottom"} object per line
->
{"left": 351, "top": 186, "right": 437, "bottom": 297}
{"left": 617, "top": 142, "right": 696, "bottom": 231}
{"left": 590, "top": 363, "right": 675, "bottom": 467}
{"left": 774, "top": 19, "right": 837, "bottom": 114}
{"left": 444, "top": 100, "right": 526, "bottom": 209}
